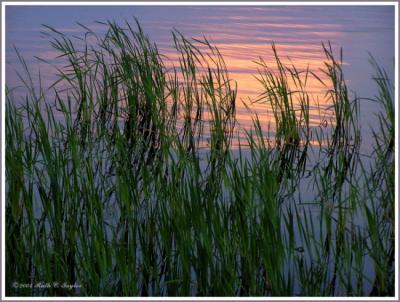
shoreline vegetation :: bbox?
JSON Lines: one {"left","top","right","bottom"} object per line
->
{"left": 6, "top": 20, "right": 394, "bottom": 296}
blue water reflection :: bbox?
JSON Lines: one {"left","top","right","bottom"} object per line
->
{"left": 5, "top": 5, "right": 395, "bottom": 151}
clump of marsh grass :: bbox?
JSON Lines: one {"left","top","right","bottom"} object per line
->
{"left": 360, "top": 57, "right": 394, "bottom": 296}
{"left": 5, "top": 19, "right": 394, "bottom": 297}
{"left": 253, "top": 43, "right": 313, "bottom": 188}
{"left": 254, "top": 44, "right": 310, "bottom": 148}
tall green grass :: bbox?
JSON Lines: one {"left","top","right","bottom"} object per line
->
{"left": 5, "top": 20, "right": 395, "bottom": 296}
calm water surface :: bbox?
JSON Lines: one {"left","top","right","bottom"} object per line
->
{"left": 6, "top": 5, "right": 395, "bottom": 151}
{"left": 5, "top": 6, "right": 395, "bottom": 295}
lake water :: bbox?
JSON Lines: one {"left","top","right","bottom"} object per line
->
{"left": 6, "top": 5, "right": 395, "bottom": 152}
{"left": 5, "top": 5, "right": 396, "bottom": 296}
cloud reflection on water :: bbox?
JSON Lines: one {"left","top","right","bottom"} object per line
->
{"left": 6, "top": 5, "right": 395, "bottom": 148}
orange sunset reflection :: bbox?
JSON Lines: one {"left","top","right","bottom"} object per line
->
{"left": 160, "top": 33, "right": 342, "bottom": 148}
{"left": 9, "top": 14, "right": 349, "bottom": 149}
